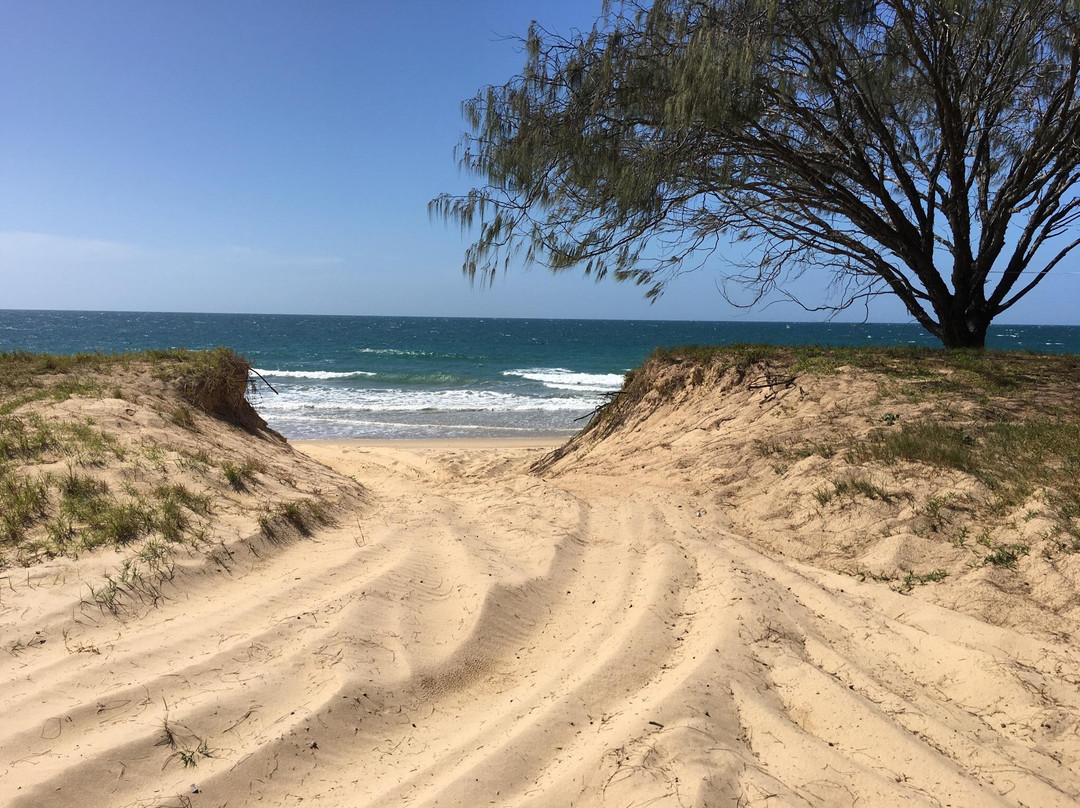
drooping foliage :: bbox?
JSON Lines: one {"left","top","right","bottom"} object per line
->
{"left": 432, "top": 0, "right": 1080, "bottom": 347}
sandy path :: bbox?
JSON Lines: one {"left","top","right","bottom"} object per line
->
{"left": 1, "top": 441, "right": 1078, "bottom": 807}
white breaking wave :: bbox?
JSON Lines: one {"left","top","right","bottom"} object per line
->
{"left": 257, "top": 386, "right": 602, "bottom": 414}
{"left": 355, "top": 348, "right": 429, "bottom": 356}
{"left": 504, "top": 368, "right": 625, "bottom": 393}
{"left": 254, "top": 368, "right": 377, "bottom": 380}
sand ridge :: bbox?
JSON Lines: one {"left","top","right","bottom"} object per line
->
{"left": 1, "top": 431, "right": 1078, "bottom": 806}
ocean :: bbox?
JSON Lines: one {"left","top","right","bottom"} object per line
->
{"left": 2, "top": 310, "right": 1078, "bottom": 440}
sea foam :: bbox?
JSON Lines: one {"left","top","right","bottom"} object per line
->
{"left": 256, "top": 385, "right": 603, "bottom": 414}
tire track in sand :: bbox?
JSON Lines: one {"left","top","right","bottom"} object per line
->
{"left": 1, "top": 445, "right": 1078, "bottom": 807}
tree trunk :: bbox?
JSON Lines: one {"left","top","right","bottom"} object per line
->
{"left": 937, "top": 311, "right": 989, "bottom": 349}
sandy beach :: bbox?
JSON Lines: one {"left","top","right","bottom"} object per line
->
{"left": 3, "top": 351, "right": 1080, "bottom": 807}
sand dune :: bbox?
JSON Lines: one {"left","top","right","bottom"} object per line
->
{"left": 3, "top": 352, "right": 1080, "bottom": 806}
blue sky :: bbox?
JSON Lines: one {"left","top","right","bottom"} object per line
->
{"left": 0, "top": 1, "right": 1077, "bottom": 323}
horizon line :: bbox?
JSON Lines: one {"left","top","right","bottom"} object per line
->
{"left": 0, "top": 307, "right": 1070, "bottom": 329}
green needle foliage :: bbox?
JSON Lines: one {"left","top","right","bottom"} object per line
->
{"left": 435, "top": 0, "right": 1080, "bottom": 348}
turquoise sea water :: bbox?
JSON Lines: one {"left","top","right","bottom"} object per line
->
{"left": 2, "top": 310, "right": 1078, "bottom": 439}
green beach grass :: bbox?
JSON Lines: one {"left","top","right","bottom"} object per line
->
{"left": 0, "top": 348, "right": 254, "bottom": 566}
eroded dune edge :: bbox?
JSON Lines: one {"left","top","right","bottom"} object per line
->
{"left": 2, "top": 348, "right": 1079, "bottom": 807}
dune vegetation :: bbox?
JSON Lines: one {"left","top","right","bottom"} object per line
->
{"left": 0, "top": 348, "right": 363, "bottom": 607}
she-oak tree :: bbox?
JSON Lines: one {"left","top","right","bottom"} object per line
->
{"left": 432, "top": 0, "right": 1080, "bottom": 347}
